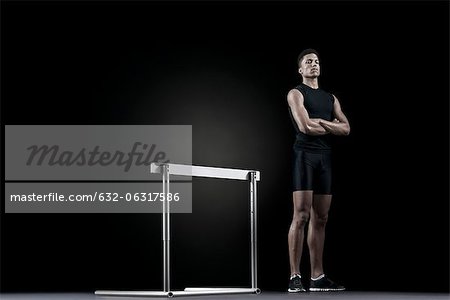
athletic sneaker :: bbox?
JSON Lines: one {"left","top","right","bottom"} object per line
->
{"left": 309, "top": 275, "right": 345, "bottom": 291}
{"left": 288, "top": 274, "right": 306, "bottom": 293}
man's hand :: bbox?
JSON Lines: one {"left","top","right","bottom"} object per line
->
{"left": 318, "top": 118, "right": 350, "bottom": 136}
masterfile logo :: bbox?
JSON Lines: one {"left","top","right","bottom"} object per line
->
{"left": 26, "top": 142, "right": 168, "bottom": 172}
{"left": 5, "top": 125, "right": 192, "bottom": 180}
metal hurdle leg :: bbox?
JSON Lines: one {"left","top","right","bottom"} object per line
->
{"left": 250, "top": 171, "right": 258, "bottom": 290}
{"left": 162, "top": 164, "right": 171, "bottom": 294}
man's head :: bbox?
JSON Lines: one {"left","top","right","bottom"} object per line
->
{"left": 297, "top": 48, "right": 320, "bottom": 79}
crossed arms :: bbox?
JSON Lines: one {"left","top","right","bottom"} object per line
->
{"left": 287, "top": 89, "right": 350, "bottom": 136}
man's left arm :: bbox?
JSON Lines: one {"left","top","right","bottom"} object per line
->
{"left": 318, "top": 95, "right": 350, "bottom": 136}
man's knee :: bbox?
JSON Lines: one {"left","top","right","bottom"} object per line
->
{"left": 292, "top": 211, "right": 310, "bottom": 228}
{"left": 312, "top": 213, "right": 328, "bottom": 227}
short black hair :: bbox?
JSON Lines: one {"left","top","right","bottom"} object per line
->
{"left": 297, "top": 48, "right": 320, "bottom": 67}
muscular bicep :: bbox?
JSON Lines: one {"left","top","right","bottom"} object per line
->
{"left": 287, "top": 89, "right": 327, "bottom": 135}
{"left": 332, "top": 95, "right": 350, "bottom": 125}
{"left": 331, "top": 95, "right": 351, "bottom": 135}
{"left": 287, "top": 89, "right": 310, "bottom": 134}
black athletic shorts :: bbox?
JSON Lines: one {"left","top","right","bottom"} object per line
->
{"left": 292, "top": 149, "right": 332, "bottom": 194}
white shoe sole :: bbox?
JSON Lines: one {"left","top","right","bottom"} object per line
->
{"left": 309, "top": 287, "right": 346, "bottom": 292}
{"left": 288, "top": 288, "right": 306, "bottom": 293}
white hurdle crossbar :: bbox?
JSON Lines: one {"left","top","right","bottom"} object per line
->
{"left": 95, "top": 163, "right": 261, "bottom": 298}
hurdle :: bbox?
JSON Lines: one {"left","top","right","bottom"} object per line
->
{"left": 95, "top": 163, "right": 261, "bottom": 297}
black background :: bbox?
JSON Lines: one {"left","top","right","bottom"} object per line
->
{"left": 1, "top": 0, "right": 449, "bottom": 294}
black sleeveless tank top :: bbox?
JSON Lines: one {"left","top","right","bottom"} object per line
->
{"left": 288, "top": 83, "right": 335, "bottom": 152}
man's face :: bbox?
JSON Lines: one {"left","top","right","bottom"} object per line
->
{"left": 299, "top": 53, "right": 320, "bottom": 78}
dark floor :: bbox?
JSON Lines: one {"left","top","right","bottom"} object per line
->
{"left": 1, "top": 292, "right": 449, "bottom": 300}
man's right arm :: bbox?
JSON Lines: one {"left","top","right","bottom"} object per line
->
{"left": 287, "top": 89, "right": 328, "bottom": 136}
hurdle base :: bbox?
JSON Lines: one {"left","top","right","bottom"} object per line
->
{"left": 95, "top": 287, "right": 260, "bottom": 298}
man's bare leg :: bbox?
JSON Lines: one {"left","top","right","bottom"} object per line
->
{"left": 288, "top": 190, "right": 313, "bottom": 276}
{"left": 307, "top": 194, "right": 332, "bottom": 278}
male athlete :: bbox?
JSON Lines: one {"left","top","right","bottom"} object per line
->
{"left": 287, "top": 49, "right": 350, "bottom": 292}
